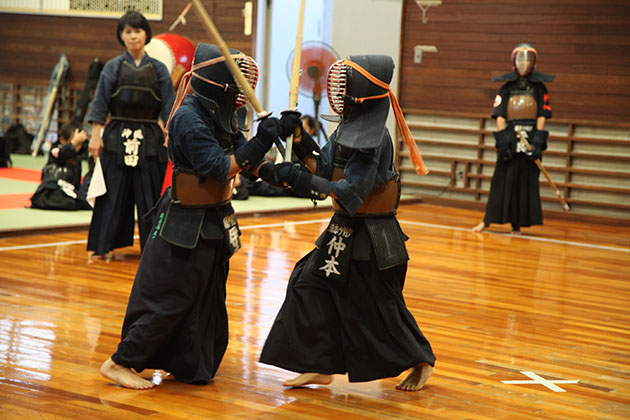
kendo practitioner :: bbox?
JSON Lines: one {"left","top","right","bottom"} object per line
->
{"left": 87, "top": 10, "right": 175, "bottom": 256}
{"left": 473, "top": 43, "right": 554, "bottom": 233}
{"left": 100, "top": 43, "right": 298, "bottom": 389}
{"left": 30, "top": 121, "right": 90, "bottom": 210}
{"left": 259, "top": 55, "right": 436, "bottom": 391}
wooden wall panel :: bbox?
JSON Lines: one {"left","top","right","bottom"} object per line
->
{"left": 0, "top": 0, "right": 257, "bottom": 88}
{"left": 399, "top": 0, "right": 630, "bottom": 124}
{"left": 397, "top": 110, "right": 630, "bottom": 223}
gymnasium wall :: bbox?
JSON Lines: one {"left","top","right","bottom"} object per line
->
{"left": 399, "top": 0, "right": 630, "bottom": 124}
{"left": 331, "top": 0, "right": 403, "bottom": 139}
{"left": 0, "top": 0, "right": 257, "bottom": 139}
{"left": 0, "top": 0, "right": 257, "bottom": 87}
{"left": 397, "top": 0, "right": 630, "bottom": 222}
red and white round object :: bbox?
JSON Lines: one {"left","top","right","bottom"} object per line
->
{"left": 145, "top": 33, "right": 195, "bottom": 74}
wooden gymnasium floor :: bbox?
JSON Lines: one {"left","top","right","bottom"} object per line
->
{"left": 0, "top": 203, "right": 628, "bottom": 420}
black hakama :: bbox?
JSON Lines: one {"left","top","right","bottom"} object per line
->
{"left": 111, "top": 214, "right": 230, "bottom": 384}
{"left": 87, "top": 143, "right": 165, "bottom": 254}
{"left": 260, "top": 217, "right": 436, "bottom": 382}
{"left": 483, "top": 154, "right": 543, "bottom": 228}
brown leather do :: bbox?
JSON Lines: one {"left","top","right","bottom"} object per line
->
{"left": 172, "top": 169, "right": 235, "bottom": 207}
{"left": 507, "top": 94, "right": 537, "bottom": 120}
{"left": 331, "top": 167, "right": 400, "bottom": 215}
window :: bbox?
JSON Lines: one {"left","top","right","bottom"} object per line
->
{"left": 0, "top": 0, "right": 162, "bottom": 20}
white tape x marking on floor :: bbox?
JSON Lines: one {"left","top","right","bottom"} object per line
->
{"left": 502, "top": 371, "right": 579, "bottom": 392}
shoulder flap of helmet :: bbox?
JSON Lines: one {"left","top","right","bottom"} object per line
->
{"left": 528, "top": 70, "right": 555, "bottom": 83}
{"left": 491, "top": 71, "right": 518, "bottom": 82}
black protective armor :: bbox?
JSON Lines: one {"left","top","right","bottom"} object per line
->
{"left": 110, "top": 60, "right": 161, "bottom": 122}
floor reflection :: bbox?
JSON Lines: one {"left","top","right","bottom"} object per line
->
{"left": 0, "top": 319, "right": 54, "bottom": 381}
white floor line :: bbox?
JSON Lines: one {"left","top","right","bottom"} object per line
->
{"left": 1, "top": 217, "right": 626, "bottom": 253}
{"left": 0, "top": 219, "right": 332, "bottom": 252}
{"left": 400, "top": 220, "right": 629, "bottom": 253}
{"left": 0, "top": 239, "right": 88, "bottom": 252}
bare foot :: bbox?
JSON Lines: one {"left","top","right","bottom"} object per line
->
{"left": 89, "top": 251, "right": 112, "bottom": 260}
{"left": 472, "top": 222, "right": 488, "bottom": 233}
{"left": 100, "top": 357, "right": 155, "bottom": 389}
{"left": 396, "top": 363, "right": 433, "bottom": 391}
{"left": 283, "top": 373, "right": 333, "bottom": 387}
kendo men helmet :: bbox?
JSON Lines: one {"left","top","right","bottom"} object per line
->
{"left": 324, "top": 54, "right": 428, "bottom": 175}
{"left": 326, "top": 55, "right": 394, "bottom": 149}
{"left": 511, "top": 43, "right": 537, "bottom": 77}
{"left": 189, "top": 43, "right": 258, "bottom": 133}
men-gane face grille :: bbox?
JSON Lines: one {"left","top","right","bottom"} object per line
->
{"left": 327, "top": 59, "right": 347, "bottom": 115}
{"left": 514, "top": 50, "right": 535, "bottom": 76}
{"left": 235, "top": 55, "right": 258, "bottom": 109}
{"left": 511, "top": 45, "right": 537, "bottom": 77}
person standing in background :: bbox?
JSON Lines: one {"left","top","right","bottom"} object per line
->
{"left": 87, "top": 10, "right": 175, "bottom": 257}
{"left": 473, "top": 44, "right": 553, "bottom": 234}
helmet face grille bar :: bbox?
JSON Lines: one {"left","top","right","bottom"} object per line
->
{"left": 327, "top": 59, "right": 347, "bottom": 115}
{"left": 514, "top": 50, "right": 535, "bottom": 76}
{"left": 511, "top": 44, "right": 537, "bottom": 77}
{"left": 235, "top": 55, "right": 259, "bottom": 109}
